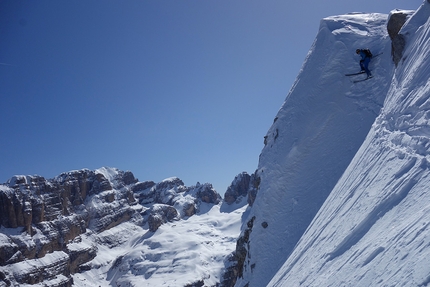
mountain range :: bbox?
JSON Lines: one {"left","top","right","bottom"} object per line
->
{"left": 1, "top": 1, "right": 430, "bottom": 286}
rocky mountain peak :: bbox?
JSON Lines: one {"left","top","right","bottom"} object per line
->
{"left": 0, "top": 167, "right": 226, "bottom": 286}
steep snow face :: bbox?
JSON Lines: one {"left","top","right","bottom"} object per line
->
{"left": 236, "top": 12, "right": 395, "bottom": 287}
{"left": 269, "top": 2, "right": 430, "bottom": 287}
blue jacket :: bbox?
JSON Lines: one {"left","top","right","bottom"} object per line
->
{"left": 359, "top": 50, "right": 370, "bottom": 60}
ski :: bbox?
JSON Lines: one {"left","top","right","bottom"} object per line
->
{"left": 345, "top": 71, "right": 365, "bottom": 76}
{"left": 353, "top": 76, "right": 373, "bottom": 83}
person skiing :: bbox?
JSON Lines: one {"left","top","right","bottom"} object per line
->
{"left": 356, "top": 48, "right": 372, "bottom": 78}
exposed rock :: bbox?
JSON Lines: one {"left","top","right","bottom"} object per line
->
{"left": 153, "top": 177, "right": 187, "bottom": 205}
{"left": 136, "top": 178, "right": 221, "bottom": 217}
{"left": 122, "top": 171, "right": 138, "bottom": 186}
{"left": 184, "top": 279, "right": 204, "bottom": 287}
{"left": 247, "top": 172, "right": 260, "bottom": 207}
{"left": 387, "top": 10, "right": 414, "bottom": 66}
{"left": 0, "top": 168, "right": 134, "bottom": 285}
{"left": 224, "top": 172, "right": 251, "bottom": 204}
{"left": 0, "top": 235, "right": 19, "bottom": 266}
{"left": 5, "top": 251, "right": 71, "bottom": 286}
{"left": 220, "top": 253, "right": 240, "bottom": 287}
{"left": 0, "top": 168, "right": 223, "bottom": 286}
{"left": 132, "top": 180, "right": 156, "bottom": 193}
{"left": 155, "top": 177, "right": 185, "bottom": 193}
{"left": 224, "top": 171, "right": 259, "bottom": 206}
{"left": 133, "top": 180, "right": 156, "bottom": 204}
{"left": 33, "top": 215, "right": 88, "bottom": 258}
{"left": 93, "top": 206, "right": 134, "bottom": 233}
{"left": 68, "top": 243, "right": 97, "bottom": 273}
{"left": 196, "top": 183, "right": 221, "bottom": 204}
{"left": 236, "top": 216, "right": 255, "bottom": 279}
{"left": 221, "top": 216, "right": 256, "bottom": 287}
{"left": 183, "top": 201, "right": 197, "bottom": 217}
{"left": 148, "top": 204, "right": 178, "bottom": 232}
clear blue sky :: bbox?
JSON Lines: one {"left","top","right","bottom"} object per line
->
{"left": 0, "top": 0, "right": 422, "bottom": 194}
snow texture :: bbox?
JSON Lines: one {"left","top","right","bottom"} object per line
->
{"left": 235, "top": 1, "right": 430, "bottom": 287}
{"left": 72, "top": 203, "right": 246, "bottom": 287}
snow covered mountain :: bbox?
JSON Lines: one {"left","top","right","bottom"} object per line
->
{"left": 1, "top": 2, "right": 429, "bottom": 287}
{"left": 234, "top": 1, "right": 430, "bottom": 287}
{"left": 0, "top": 168, "right": 254, "bottom": 286}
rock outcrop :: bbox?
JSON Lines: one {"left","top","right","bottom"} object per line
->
{"left": 148, "top": 204, "right": 179, "bottom": 232}
{"left": 221, "top": 216, "right": 256, "bottom": 287}
{"left": 134, "top": 177, "right": 221, "bottom": 218}
{"left": 387, "top": 9, "right": 414, "bottom": 66}
{"left": 0, "top": 167, "right": 223, "bottom": 286}
{"left": 223, "top": 171, "right": 259, "bottom": 206}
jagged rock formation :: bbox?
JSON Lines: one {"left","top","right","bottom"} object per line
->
{"left": 220, "top": 216, "right": 256, "bottom": 287}
{"left": 223, "top": 171, "right": 259, "bottom": 206}
{"left": 219, "top": 172, "right": 261, "bottom": 287}
{"left": 0, "top": 168, "right": 222, "bottom": 286}
{"left": 224, "top": 173, "right": 251, "bottom": 205}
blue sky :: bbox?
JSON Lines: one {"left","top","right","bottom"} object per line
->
{"left": 0, "top": 0, "right": 422, "bottom": 194}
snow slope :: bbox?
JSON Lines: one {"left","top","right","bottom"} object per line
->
{"left": 236, "top": 11, "right": 393, "bottom": 287}
{"left": 236, "top": 2, "right": 430, "bottom": 286}
{"left": 72, "top": 202, "right": 246, "bottom": 287}
{"left": 268, "top": 2, "right": 430, "bottom": 286}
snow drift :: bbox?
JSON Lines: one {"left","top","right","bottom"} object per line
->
{"left": 236, "top": 1, "right": 430, "bottom": 287}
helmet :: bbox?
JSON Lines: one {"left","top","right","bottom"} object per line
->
{"left": 356, "top": 49, "right": 360, "bottom": 54}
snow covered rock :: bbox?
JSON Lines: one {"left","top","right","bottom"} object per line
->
{"left": 132, "top": 180, "right": 156, "bottom": 204}
{"left": 224, "top": 172, "right": 252, "bottom": 204}
{"left": 0, "top": 167, "right": 232, "bottom": 286}
{"left": 223, "top": 172, "right": 260, "bottom": 207}
{"left": 134, "top": 177, "right": 220, "bottom": 210}
{"left": 0, "top": 169, "right": 131, "bottom": 285}
{"left": 0, "top": 176, "right": 48, "bottom": 233}
{"left": 67, "top": 241, "right": 97, "bottom": 274}
{"left": 196, "top": 182, "right": 222, "bottom": 204}
{"left": 3, "top": 251, "right": 72, "bottom": 286}
{"left": 148, "top": 204, "right": 178, "bottom": 232}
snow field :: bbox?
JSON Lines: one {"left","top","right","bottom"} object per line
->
{"left": 73, "top": 203, "right": 247, "bottom": 287}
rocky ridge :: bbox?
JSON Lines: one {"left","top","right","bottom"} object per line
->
{"left": 0, "top": 167, "right": 239, "bottom": 286}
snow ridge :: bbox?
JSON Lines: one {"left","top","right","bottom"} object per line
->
{"left": 236, "top": 12, "right": 393, "bottom": 287}
{"left": 266, "top": 2, "right": 430, "bottom": 286}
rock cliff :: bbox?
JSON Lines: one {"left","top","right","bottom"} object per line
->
{"left": 0, "top": 167, "right": 223, "bottom": 286}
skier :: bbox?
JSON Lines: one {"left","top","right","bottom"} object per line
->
{"left": 356, "top": 48, "right": 372, "bottom": 78}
